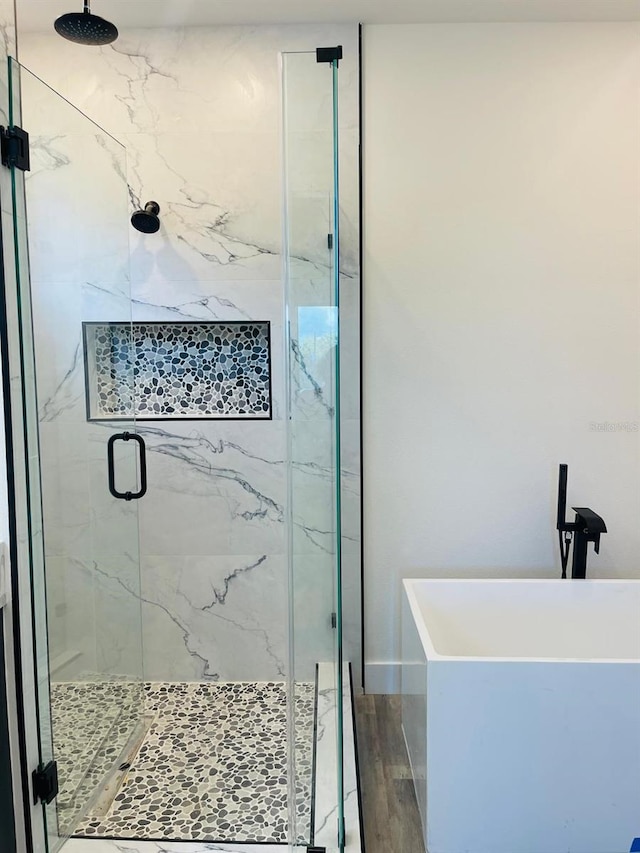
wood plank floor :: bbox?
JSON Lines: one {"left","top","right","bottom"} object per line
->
{"left": 354, "top": 694, "right": 426, "bottom": 853}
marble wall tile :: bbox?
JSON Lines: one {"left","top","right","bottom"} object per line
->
{"left": 0, "top": 0, "right": 15, "bottom": 62}
{"left": 0, "top": 6, "right": 10, "bottom": 63}
{"left": 125, "top": 131, "right": 284, "bottom": 285}
{"left": 136, "top": 420, "right": 287, "bottom": 556}
{"left": 140, "top": 554, "right": 287, "bottom": 682}
{"left": 290, "top": 555, "right": 336, "bottom": 682}
{"left": 22, "top": 25, "right": 359, "bottom": 134}
{"left": 45, "top": 556, "right": 98, "bottom": 679}
{"left": 92, "top": 554, "right": 145, "bottom": 679}
{"left": 0, "top": 0, "right": 16, "bottom": 216}
{"left": 313, "top": 663, "right": 362, "bottom": 851}
{"left": 21, "top": 82, "right": 130, "bottom": 288}
{"left": 47, "top": 554, "right": 145, "bottom": 682}
{"left": 37, "top": 423, "right": 92, "bottom": 558}
{"left": 131, "top": 278, "right": 283, "bottom": 325}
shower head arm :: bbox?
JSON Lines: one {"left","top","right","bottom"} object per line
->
{"left": 84, "top": 0, "right": 90, "bottom": 11}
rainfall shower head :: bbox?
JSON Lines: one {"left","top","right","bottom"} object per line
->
{"left": 131, "top": 201, "right": 161, "bottom": 234}
{"left": 54, "top": 1, "right": 118, "bottom": 45}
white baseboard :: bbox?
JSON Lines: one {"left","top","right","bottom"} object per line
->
{"left": 364, "top": 661, "right": 401, "bottom": 694}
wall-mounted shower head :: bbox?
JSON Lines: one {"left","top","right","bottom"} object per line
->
{"left": 54, "top": 1, "right": 118, "bottom": 46}
{"left": 131, "top": 201, "right": 161, "bottom": 234}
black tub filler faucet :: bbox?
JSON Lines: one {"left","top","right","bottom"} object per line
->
{"left": 556, "top": 464, "right": 607, "bottom": 579}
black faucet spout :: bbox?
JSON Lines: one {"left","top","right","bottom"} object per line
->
{"left": 570, "top": 507, "right": 607, "bottom": 578}
{"left": 572, "top": 507, "right": 607, "bottom": 539}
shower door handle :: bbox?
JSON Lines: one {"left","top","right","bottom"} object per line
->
{"left": 107, "top": 432, "right": 147, "bottom": 501}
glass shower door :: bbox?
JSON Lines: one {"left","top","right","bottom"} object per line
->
{"left": 8, "top": 59, "right": 145, "bottom": 851}
{"left": 283, "top": 50, "right": 344, "bottom": 852}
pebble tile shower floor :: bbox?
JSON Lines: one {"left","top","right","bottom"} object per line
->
{"left": 62, "top": 681, "right": 314, "bottom": 844}
{"left": 52, "top": 679, "right": 142, "bottom": 834}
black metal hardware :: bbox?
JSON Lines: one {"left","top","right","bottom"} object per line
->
{"left": 32, "top": 761, "right": 58, "bottom": 805}
{"left": 316, "top": 45, "right": 343, "bottom": 65}
{"left": 107, "top": 432, "right": 147, "bottom": 501}
{"left": 556, "top": 463, "right": 572, "bottom": 578}
{"left": 307, "top": 847, "right": 326, "bottom": 853}
{"left": 131, "top": 200, "right": 161, "bottom": 234}
{"left": 331, "top": 611, "right": 337, "bottom": 629}
{"left": 1, "top": 126, "right": 30, "bottom": 172}
{"left": 327, "top": 233, "right": 334, "bottom": 250}
{"left": 338, "top": 816, "right": 345, "bottom": 848}
{"left": 556, "top": 463, "right": 568, "bottom": 532}
{"left": 570, "top": 507, "right": 607, "bottom": 579}
{"left": 556, "top": 464, "right": 607, "bottom": 579}
{"left": 0, "top": 616, "right": 16, "bottom": 849}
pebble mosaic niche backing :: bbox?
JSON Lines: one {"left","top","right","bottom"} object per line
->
{"left": 83, "top": 321, "right": 272, "bottom": 420}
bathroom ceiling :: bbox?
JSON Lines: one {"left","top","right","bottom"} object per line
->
{"left": 16, "top": 0, "right": 640, "bottom": 31}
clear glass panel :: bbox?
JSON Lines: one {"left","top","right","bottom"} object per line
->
{"left": 8, "top": 58, "right": 145, "bottom": 850}
{"left": 282, "top": 50, "right": 344, "bottom": 852}
{"left": 331, "top": 59, "right": 345, "bottom": 853}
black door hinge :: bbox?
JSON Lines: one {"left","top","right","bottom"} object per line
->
{"left": 32, "top": 760, "right": 58, "bottom": 805}
{"left": 1, "top": 125, "right": 30, "bottom": 172}
{"left": 328, "top": 233, "right": 334, "bottom": 250}
{"left": 331, "top": 611, "right": 337, "bottom": 629}
{"left": 307, "top": 847, "right": 326, "bottom": 853}
{"left": 316, "top": 46, "right": 343, "bottom": 66}
{"left": 338, "top": 815, "right": 345, "bottom": 847}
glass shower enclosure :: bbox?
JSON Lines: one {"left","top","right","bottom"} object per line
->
{"left": 7, "top": 58, "right": 145, "bottom": 850}
{"left": 3, "top": 44, "right": 348, "bottom": 853}
{"left": 283, "top": 48, "right": 346, "bottom": 852}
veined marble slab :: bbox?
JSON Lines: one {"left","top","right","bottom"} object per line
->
{"left": 313, "top": 663, "right": 363, "bottom": 853}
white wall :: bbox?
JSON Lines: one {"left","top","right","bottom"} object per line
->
{"left": 363, "top": 23, "right": 640, "bottom": 691}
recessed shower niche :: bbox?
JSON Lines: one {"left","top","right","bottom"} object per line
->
{"left": 83, "top": 321, "right": 272, "bottom": 421}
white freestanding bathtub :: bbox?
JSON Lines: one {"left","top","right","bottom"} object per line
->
{"left": 401, "top": 579, "right": 640, "bottom": 853}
